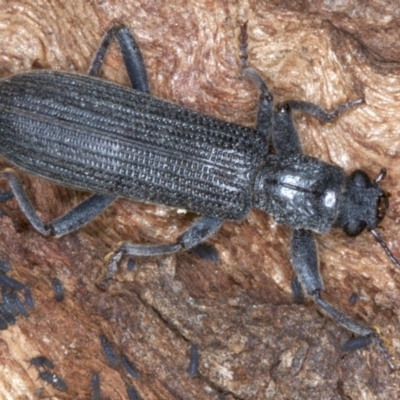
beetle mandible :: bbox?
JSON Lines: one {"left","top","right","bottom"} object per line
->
{"left": 0, "top": 24, "right": 398, "bottom": 367}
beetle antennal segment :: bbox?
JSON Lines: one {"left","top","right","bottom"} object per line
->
{"left": 372, "top": 334, "right": 396, "bottom": 371}
{"left": 370, "top": 228, "right": 400, "bottom": 270}
{"left": 374, "top": 168, "right": 387, "bottom": 183}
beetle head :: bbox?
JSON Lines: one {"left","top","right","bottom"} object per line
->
{"left": 335, "top": 169, "right": 388, "bottom": 236}
{"left": 335, "top": 168, "right": 400, "bottom": 269}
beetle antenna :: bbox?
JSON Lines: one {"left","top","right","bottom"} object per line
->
{"left": 375, "top": 168, "right": 387, "bottom": 183}
{"left": 371, "top": 333, "right": 396, "bottom": 371}
{"left": 370, "top": 229, "right": 400, "bottom": 269}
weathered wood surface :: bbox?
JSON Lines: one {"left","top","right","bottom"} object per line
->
{"left": 0, "top": 1, "right": 399, "bottom": 399}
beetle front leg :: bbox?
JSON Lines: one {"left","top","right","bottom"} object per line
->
{"left": 291, "top": 228, "right": 374, "bottom": 335}
{"left": 290, "top": 228, "right": 394, "bottom": 369}
{"left": 98, "top": 216, "right": 222, "bottom": 289}
{"left": 285, "top": 98, "right": 363, "bottom": 123}
{"left": 267, "top": 97, "right": 363, "bottom": 157}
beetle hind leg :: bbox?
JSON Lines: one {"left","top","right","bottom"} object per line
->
{"left": 97, "top": 216, "right": 222, "bottom": 289}
{"left": 0, "top": 170, "right": 115, "bottom": 237}
{"left": 188, "top": 243, "right": 219, "bottom": 264}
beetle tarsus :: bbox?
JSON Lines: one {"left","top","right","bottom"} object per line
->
{"left": 286, "top": 98, "right": 364, "bottom": 123}
{"left": 99, "top": 216, "right": 222, "bottom": 288}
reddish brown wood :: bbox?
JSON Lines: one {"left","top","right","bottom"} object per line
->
{"left": 0, "top": 1, "right": 399, "bottom": 399}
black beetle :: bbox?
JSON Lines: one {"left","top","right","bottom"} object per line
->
{"left": 90, "top": 372, "right": 101, "bottom": 400}
{"left": 0, "top": 23, "right": 398, "bottom": 367}
{"left": 120, "top": 354, "right": 140, "bottom": 379}
{"left": 51, "top": 277, "right": 64, "bottom": 302}
{"left": 126, "top": 383, "right": 141, "bottom": 400}
{"left": 38, "top": 371, "right": 67, "bottom": 392}
{"left": 99, "top": 334, "right": 120, "bottom": 369}
{"left": 187, "top": 343, "right": 199, "bottom": 378}
{"left": 28, "top": 356, "right": 54, "bottom": 371}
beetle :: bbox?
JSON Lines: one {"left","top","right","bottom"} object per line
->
{"left": 0, "top": 23, "right": 398, "bottom": 367}
{"left": 120, "top": 354, "right": 140, "bottom": 379}
{"left": 187, "top": 343, "right": 199, "bottom": 378}
{"left": 28, "top": 356, "right": 54, "bottom": 371}
{"left": 23, "top": 285, "right": 34, "bottom": 309}
{"left": 90, "top": 372, "right": 101, "bottom": 400}
{"left": 99, "top": 334, "right": 120, "bottom": 369}
{"left": 0, "top": 302, "right": 16, "bottom": 325}
{"left": 2, "top": 287, "right": 29, "bottom": 317}
{"left": 38, "top": 371, "right": 67, "bottom": 392}
{"left": 348, "top": 292, "right": 358, "bottom": 306}
{"left": 0, "top": 261, "right": 11, "bottom": 273}
{"left": 0, "top": 272, "right": 24, "bottom": 291}
{"left": 126, "top": 384, "right": 141, "bottom": 400}
{"left": 51, "top": 277, "right": 64, "bottom": 302}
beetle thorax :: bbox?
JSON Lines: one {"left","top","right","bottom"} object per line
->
{"left": 253, "top": 154, "right": 345, "bottom": 233}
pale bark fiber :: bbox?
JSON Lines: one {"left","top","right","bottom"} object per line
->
{"left": 0, "top": 1, "right": 399, "bottom": 399}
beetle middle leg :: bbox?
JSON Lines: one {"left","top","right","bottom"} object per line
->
{"left": 99, "top": 216, "right": 222, "bottom": 289}
{"left": 239, "top": 22, "right": 363, "bottom": 156}
{"left": 92, "top": 26, "right": 225, "bottom": 286}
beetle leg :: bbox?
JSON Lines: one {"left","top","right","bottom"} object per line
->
{"left": 239, "top": 22, "right": 273, "bottom": 142}
{"left": 242, "top": 68, "right": 274, "bottom": 143}
{"left": 291, "top": 228, "right": 374, "bottom": 335}
{"left": 188, "top": 243, "right": 219, "bottom": 263}
{"left": 342, "top": 336, "right": 373, "bottom": 353}
{"left": 98, "top": 216, "right": 222, "bottom": 289}
{"left": 46, "top": 194, "right": 115, "bottom": 236}
{"left": 266, "top": 96, "right": 362, "bottom": 157}
{"left": 272, "top": 103, "right": 303, "bottom": 156}
{"left": 176, "top": 216, "right": 222, "bottom": 249}
{"left": 240, "top": 62, "right": 303, "bottom": 157}
{"left": 290, "top": 228, "right": 394, "bottom": 368}
{"left": 284, "top": 98, "right": 363, "bottom": 123}
{"left": 0, "top": 170, "right": 114, "bottom": 237}
{"left": 115, "top": 215, "right": 221, "bottom": 256}
{"left": 88, "top": 25, "right": 150, "bottom": 93}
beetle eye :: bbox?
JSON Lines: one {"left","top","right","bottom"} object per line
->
{"left": 344, "top": 220, "right": 367, "bottom": 237}
{"left": 376, "top": 193, "right": 389, "bottom": 223}
{"left": 277, "top": 102, "right": 291, "bottom": 113}
{"left": 351, "top": 170, "right": 370, "bottom": 188}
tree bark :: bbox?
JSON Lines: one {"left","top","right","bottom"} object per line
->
{"left": 0, "top": 1, "right": 399, "bottom": 399}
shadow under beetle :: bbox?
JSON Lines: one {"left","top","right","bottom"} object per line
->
{"left": 0, "top": 23, "right": 398, "bottom": 368}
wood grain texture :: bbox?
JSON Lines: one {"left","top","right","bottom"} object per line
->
{"left": 0, "top": 1, "right": 399, "bottom": 399}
